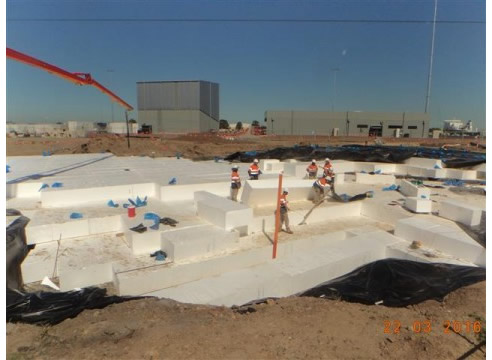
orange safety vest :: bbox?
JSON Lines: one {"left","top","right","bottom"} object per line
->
{"left": 323, "top": 163, "right": 334, "bottom": 177}
{"left": 231, "top": 171, "right": 240, "bottom": 184}
{"left": 249, "top": 164, "right": 260, "bottom": 175}
{"left": 314, "top": 177, "right": 330, "bottom": 189}
{"left": 280, "top": 194, "right": 288, "bottom": 209}
{"left": 307, "top": 164, "right": 318, "bottom": 174}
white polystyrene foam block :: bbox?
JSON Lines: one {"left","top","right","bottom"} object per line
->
{"left": 161, "top": 225, "right": 239, "bottom": 261}
{"left": 355, "top": 173, "right": 396, "bottom": 185}
{"left": 7, "top": 182, "right": 43, "bottom": 199}
{"left": 21, "top": 241, "right": 59, "bottom": 283}
{"left": 399, "top": 180, "right": 431, "bottom": 198}
{"left": 404, "top": 157, "right": 443, "bottom": 169}
{"left": 26, "top": 224, "right": 53, "bottom": 244}
{"left": 304, "top": 202, "right": 362, "bottom": 224}
{"left": 334, "top": 173, "right": 344, "bottom": 185}
{"left": 406, "top": 166, "right": 426, "bottom": 177}
{"left": 476, "top": 171, "right": 486, "bottom": 180}
{"left": 393, "top": 164, "right": 408, "bottom": 176}
{"left": 361, "top": 201, "right": 411, "bottom": 225}
{"left": 331, "top": 161, "right": 355, "bottom": 174}
{"left": 353, "top": 162, "right": 375, "bottom": 173}
{"left": 240, "top": 179, "right": 314, "bottom": 207}
{"left": 195, "top": 191, "right": 253, "bottom": 235}
{"left": 88, "top": 215, "right": 123, "bottom": 235}
{"left": 394, "top": 217, "right": 485, "bottom": 266}
{"left": 439, "top": 199, "right": 483, "bottom": 227}
{"left": 404, "top": 197, "right": 433, "bottom": 213}
{"left": 127, "top": 230, "right": 162, "bottom": 255}
{"left": 259, "top": 159, "right": 280, "bottom": 172}
{"left": 59, "top": 263, "right": 114, "bottom": 291}
{"left": 161, "top": 182, "right": 230, "bottom": 202}
{"left": 445, "top": 169, "right": 477, "bottom": 180}
{"left": 283, "top": 163, "right": 310, "bottom": 178}
{"left": 423, "top": 168, "right": 448, "bottom": 179}
{"left": 373, "top": 163, "right": 396, "bottom": 174}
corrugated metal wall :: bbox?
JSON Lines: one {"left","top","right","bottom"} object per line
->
{"left": 264, "top": 111, "right": 430, "bottom": 138}
{"left": 137, "top": 81, "right": 219, "bottom": 132}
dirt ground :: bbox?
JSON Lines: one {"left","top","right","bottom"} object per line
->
{"left": 6, "top": 134, "right": 485, "bottom": 159}
{"left": 6, "top": 282, "right": 485, "bottom": 360}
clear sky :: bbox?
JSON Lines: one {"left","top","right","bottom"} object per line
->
{"left": 6, "top": 0, "right": 486, "bottom": 130}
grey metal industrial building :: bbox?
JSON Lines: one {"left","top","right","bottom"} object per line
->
{"left": 264, "top": 111, "right": 430, "bottom": 138}
{"left": 137, "top": 81, "right": 219, "bottom": 132}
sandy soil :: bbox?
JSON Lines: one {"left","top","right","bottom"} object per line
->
{"left": 6, "top": 134, "right": 485, "bottom": 159}
{"left": 6, "top": 282, "right": 485, "bottom": 360}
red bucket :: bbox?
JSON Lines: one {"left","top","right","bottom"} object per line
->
{"left": 127, "top": 205, "right": 136, "bottom": 218}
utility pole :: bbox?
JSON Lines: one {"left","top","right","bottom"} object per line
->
{"left": 424, "top": 0, "right": 438, "bottom": 113}
{"left": 331, "top": 68, "right": 340, "bottom": 112}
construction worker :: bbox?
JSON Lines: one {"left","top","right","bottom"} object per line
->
{"left": 279, "top": 188, "right": 293, "bottom": 234}
{"left": 248, "top": 159, "right": 262, "bottom": 180}
{"left": 230, "top": 165, "right": 241, "bottom": 201}
{"left": 306, "top": 159, "right": 318, "bottom": 179}
{"left": 312, "top": 175, "right": 332, "bottom": 203}
{"left": 322, "top": 158, "right": 334, "bottom": 178}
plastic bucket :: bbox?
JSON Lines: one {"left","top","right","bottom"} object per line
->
{"left": 128, "top": 205, "right": 136, "bottom": 218}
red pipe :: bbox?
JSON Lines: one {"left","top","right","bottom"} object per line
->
{"left": 6, "top": 47, "right": 134, "bottom": 111}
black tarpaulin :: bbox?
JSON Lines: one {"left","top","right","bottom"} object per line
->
{"left": 7, "top": 287, "right": 145, "bottom": 325}
{"left": 300, "top": 259, "right": 485, "bottom": 307}
{"left": 6, "top": 216, "right": 31, "bottom": 290}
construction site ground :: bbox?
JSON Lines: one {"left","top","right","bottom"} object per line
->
{"left": 6, "top": 134, "right": 486, "bottom": 359}
{"left": 6, "top": 134, "right": 485, "bottom": 158}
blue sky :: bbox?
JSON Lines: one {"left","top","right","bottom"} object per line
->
{"left": 6, "top": 0, "right": 486, "bottom": 130}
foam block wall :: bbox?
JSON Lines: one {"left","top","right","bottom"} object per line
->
{"left": 439, "top": 199, "right": 483, "bottom": 227}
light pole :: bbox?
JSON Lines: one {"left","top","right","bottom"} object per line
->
{"left": 331, "top": 68, "right": 340, "bottom": 112}
{"left": 424, "top": 0, "right": 438, "bottom": 113}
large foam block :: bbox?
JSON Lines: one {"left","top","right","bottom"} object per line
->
{"left": 240, "top": 179, "right": 314, "bottom": 207}
{"left": 361, "top": 201, "right": 411, "bottom": 225}
{"left": 259, "top": 159, "right": 280, "bottom": 172}
{"left": 399, "top": 180, "right": 431, "bottom": 199}
{"left": 394, "top": 217, "right": 485, "bottom": 266}
{"left": 393, "top": 164, "right": 409, "bottom": 176}
{"left": 444, "top": 169, "right": 477, "bottom": 180}
{"left": 161, "top": 225, "right": 239, "bottom": 261}
{"left": 41, "top": 183, "right": 159, "bottom": 207}
{"left": 161, "top": 182, "right": 230, "bottom": 202}
{"left": 355, "top": 173, "right": 396, "bottom": 185}
{"left": 404, "top": 157, "right": 443, "bottom": 169}
{"left": 423, "top": 168, "right": 448, "bottom": 179}
{"left": 7, "top": 182, "right": 43, "bottom": 199}
{"left": 331, "top": 161, "right": 355, "bottom": 174}
{"left": 59, "top": 263, "right": 114, "bottom": 291}
{"left": 404, "top": 197, "right": 432, "bottom": 213}
{"left": 127, "top": 229, "right": 162, "bottom": 255}
{"left": 406, "top": 166, "right": 426, "bottom": 177}
{"left": 21, "top": 241, "right": 59, "bottom": 283}
{"left": 353, "top": 162, "right": 376, "bottom": 173}
{"left": 373, "top": 163, "right": 396, "bottom": 174}
{"left": 283, "top": 163, "right": 310, "bottom": 178}
{"left": 194, "top": 191, "right": 253, "bottom": 235}
{"left": 439, "top": 199, "right": 483, "bottom": 227}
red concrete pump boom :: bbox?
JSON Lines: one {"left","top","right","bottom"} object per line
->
{"left": 6, "top": 47, "right": 134, "bottom": 111}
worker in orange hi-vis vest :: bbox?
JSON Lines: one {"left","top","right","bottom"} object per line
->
{"left": 312, "top": 175, "right": 332, "bottom": 203}
{"left": 248, "top": 159, "right": 262, "bottom": 180}
{"left": 322, "top": 158, "right": 334, "bottom": 178}
{"left": 278, "top": 188, "right": 293, "bottom": 234}
{"left": 306, "top": 159, "right": 318, "bottom": 179}
{"left": 230, "top": 165, "right": 241, "bottom": 202}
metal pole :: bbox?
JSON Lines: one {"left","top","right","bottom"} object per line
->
{"left": 125, "top": 110, "right": 130, "bottom": 148}
{"left": 424, "top": 0, "right": 438, "bottom": 113}
{"left": 272, "top": 172, "right": 283, "bottom": 259}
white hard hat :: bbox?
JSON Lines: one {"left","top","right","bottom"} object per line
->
{"left": 325, "top": 158, "right": 331, "bottom": 162}
{"left": 312, "top": 159, "right": 316, "bottom": 163}
{"left": 232, "top": 165, "right": 239, "bottom": 170}
{"left": 283, "top": 188, "right": 289, "bottom": 193}
{"left": 253, "top": 159, "right": 259, "bottom": 163}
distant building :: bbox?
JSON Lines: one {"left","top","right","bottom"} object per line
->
{"left": 442, "top": 120, "right": 480, "bottom": 137}
{"left": 264, "top": 111, "right": 430, "bottom": 138}
{"left": 137, "top": 80, "right": 220, "bottom": 133}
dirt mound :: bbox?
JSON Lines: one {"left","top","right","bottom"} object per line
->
{"left": 6, "top": 282, "right": 486, "bottom": 359}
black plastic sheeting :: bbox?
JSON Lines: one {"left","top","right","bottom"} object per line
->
{"left": 6, "top": 216, "right": 31, "bottom": 290}
{"left": 224, "top": 145, "right": 485, "bottom": 168}
{"left": 7, "top": 287, "right": 145, "bottom": 325}
{"left": 300, "top": 259, "right": 485, "bottom": 307}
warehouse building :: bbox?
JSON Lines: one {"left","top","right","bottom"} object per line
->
{"left": 137, "top": 80, "right": 219, "bottom": 133}
{"left": 264, "top": 111, "right": 430, "bottom": 138}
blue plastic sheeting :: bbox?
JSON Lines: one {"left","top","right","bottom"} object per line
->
{"left": 374, "top": 169, "right": 382, "bottom": 174}
{"left": 38, "top": 184, "right": 49, "bottom": 191}
{"left": 70, "top": 212, "right": 83, "bottom": 219}
{"left": 107, "top": 200, "right": 119, "bottom": 208}
{"left": 51, "top": 182, "right": 63, "bottom": 188}
{"left": 144, "top": 212, "right": 160, "bottom": 230}
{"left": 42, "top": 151, "right": 51, "bottom": 157}
{"left": 382, "top": 184, "right": 398, "bottom": 191}
{"left": 128, "top": 196, "right": 148, "bottom": 208}
{"left": 434, "top": 164, "right": 442, "bottom": 169}
{"left": 150, "top": 250, "right": 167, "bottom": 261}
{"left": 245, "top": 151, "right": 257, "bottom": 156}
{"left": 6, "top": 165, "right": 10, "bottom": 173}
{"left": 444, "top": 179, "right": 465, "bottom": 187}
{"left": 168, "top": 177, "right": 177, "bottom": 185}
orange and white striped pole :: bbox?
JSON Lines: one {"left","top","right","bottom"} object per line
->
{"left": 272, "top": 171, "right": 283, "bottom": 259}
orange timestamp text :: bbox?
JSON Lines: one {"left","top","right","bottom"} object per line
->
{"left": 383, "top": 320, "right": 483, "bottom": 334}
